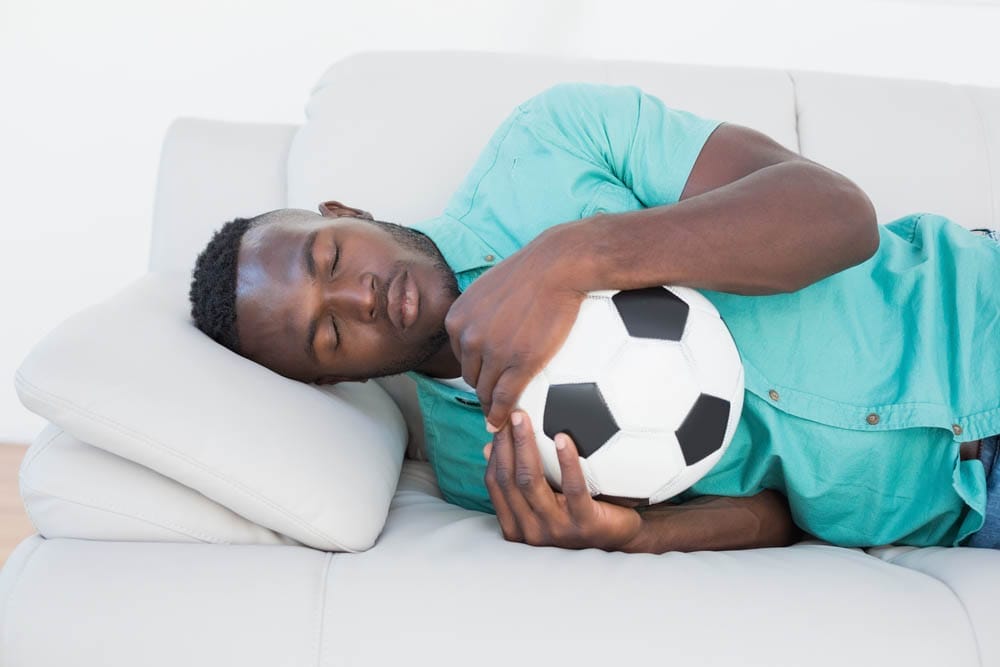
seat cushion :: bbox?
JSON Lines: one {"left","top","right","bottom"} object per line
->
{"left": 14, "top": 271, "right": 408, "bottom": 552}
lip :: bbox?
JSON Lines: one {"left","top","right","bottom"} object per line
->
{"left": 387, "top": 271, "right": 404, "bottom": 330}
{"left": 401, "top": 270, "right": 419, "bottom": 329}
{"left": 387, "top": 270, "right": 419, "bottom": 331}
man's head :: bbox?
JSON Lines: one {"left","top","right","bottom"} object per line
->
{"left": 189, "top": 200, "right": 461, "bottom": 385}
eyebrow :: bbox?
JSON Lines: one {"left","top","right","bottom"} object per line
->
{"left": 302, "top": 228, "right": 320, "bottom": 365}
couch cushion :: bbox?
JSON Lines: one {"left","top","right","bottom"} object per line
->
{"left": 0, "top": 482, "right": 987, "bottom": 667}
{"left": 19, "top": 423, "right": 297, "bottom": 546}
{"left": 14, "top": 271, "right": 407, "bottom": 552}
{"left": 791, "top": 71, "right": 998, "bottom": 230}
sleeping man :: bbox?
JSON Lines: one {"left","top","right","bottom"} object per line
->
{"left": 188, "top": 82, "right": 1000, "bottom": 554}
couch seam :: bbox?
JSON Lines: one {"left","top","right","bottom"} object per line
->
{"left": 18, "top": 477, "right": 233, "bottom": 544}
{"left": 786, "top": 71, "right": 802, "bottom": 155}
{"left": 14, "top": 370, "right": 352, "bottom": 550}
{"left": 879, "top": 554, "right": 983, "bottom": 666}
{"left": 2, "top": 536, "right": 45, "bottom": 667}
{"left": 315, "top": 553, "right": 334, "bottom": 667}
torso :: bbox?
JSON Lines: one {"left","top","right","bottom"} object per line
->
{"left": 960, "top": 439, "right": 983, "bottom": 461}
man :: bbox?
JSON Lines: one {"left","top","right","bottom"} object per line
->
{"left": 189, "top": 82, "right": 1000, "bottom": 554}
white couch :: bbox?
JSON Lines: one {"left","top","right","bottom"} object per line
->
{"left": 4, "top": 50, "right": 1000, "bottom": 667}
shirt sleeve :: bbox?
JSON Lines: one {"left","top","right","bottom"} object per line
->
{"left": 516, "top": 82, "right": 723, "bottom": 207}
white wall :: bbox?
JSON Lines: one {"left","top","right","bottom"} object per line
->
{"left": 2, "top": 0, "right": 998, "bottom": 443}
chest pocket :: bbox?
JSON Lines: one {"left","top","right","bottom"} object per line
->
{"left": 581, "top": 181, "right": 645, "bottom": 219}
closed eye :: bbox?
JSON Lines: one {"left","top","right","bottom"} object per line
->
{"left": 330, "top": 243, "right": 340, "bottom": 346}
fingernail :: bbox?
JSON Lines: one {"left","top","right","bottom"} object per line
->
{"left": 511, "top": 411, "right": 523, "bottom": 427}
{"left": 486, "top": 420, "right": 498, "bottom": 433}
{"left": 555, "top": 434, "right": 566, "bottom": 450}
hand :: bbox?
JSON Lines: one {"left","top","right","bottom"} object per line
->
{"left": 445, "top": 227, "right": 587, "bottom": 432}
{"left": 482, "top": 409, "right": 645, "bottom": 552}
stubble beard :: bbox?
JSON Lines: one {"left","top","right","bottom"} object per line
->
{"left": 362, "top": 220, "right": 460, "bottom": 379}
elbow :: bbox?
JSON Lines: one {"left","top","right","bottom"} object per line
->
{"left": 833, "top": 168, "right": 880, "bottom": 268}
{"left": 848, "top": 184, "right": 880, "bottom": 265}
{"left": 779, "top": 174, "right": 880, "bottom": 295}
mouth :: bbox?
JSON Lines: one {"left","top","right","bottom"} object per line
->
{"left": 387, "top": 269, "right": 420, "bottom": 331}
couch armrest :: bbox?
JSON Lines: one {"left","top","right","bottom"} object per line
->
{"left": 149, "top": 117, "right": 298, "bottom": 274}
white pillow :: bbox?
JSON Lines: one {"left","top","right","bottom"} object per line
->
{"left": 14, "top": 271, "right": 408, "bottom": 552}
{"left": 20, "top": 423, "right": 299, "bottom": 546}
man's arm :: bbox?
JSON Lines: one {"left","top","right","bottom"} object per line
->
{"left": 549, "top": 123, "right": 880, "bottom": 296}
{"left": 620, "top": 489, "right": 805, "bottom": 554}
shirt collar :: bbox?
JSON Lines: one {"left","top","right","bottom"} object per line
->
{"left": 408, "top": 213, "right": 501, "bottom": 275}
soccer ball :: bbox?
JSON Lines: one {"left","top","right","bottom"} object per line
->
{"left": 514, "top": 285, "right": 744, "bottom": 506}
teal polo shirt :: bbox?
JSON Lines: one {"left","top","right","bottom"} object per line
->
{"left": 404, "top": 81, "right": 1000, "bottom": 548}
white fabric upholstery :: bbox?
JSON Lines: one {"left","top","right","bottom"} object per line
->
{"left": 790, "top": 71, "right": 998, "bottom": 230}
{"left": 0, "top": 464, "right": 989, "bottom": 666}
{"left": 13, "top": 271, "right": 408, "bottom": 552}
{"left": 19, "top": 423, "right": 296, "bottom": 546}
{"left": 4, "top": 49, "right": 1000, "bottom": 666}
{"left": 150, "top": 118, "right": 298, "bottom": 274}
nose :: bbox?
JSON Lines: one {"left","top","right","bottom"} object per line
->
{"left": 324, "top": 272, "right": 378, "bottom": 323}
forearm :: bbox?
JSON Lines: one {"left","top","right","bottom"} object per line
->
{"left": 620, "top": 490, "right": 804, "bottom": 554}
{"left": 554, "top": 160, "right": 878, "bottom": 296}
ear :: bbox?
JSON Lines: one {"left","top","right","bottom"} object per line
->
{"left": 318, "top": 199, "right": 375, "bottom": 221}
{"left": 314, "top": 375, "right": 368, "bottom": 386}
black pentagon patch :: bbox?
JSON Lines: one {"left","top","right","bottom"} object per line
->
{"left": 675, "top": 394, "right": 731, "bottom": 465}
{"left": 612, "top": 287, "right": 689, "bottom": 341}
{"left": 543, "top": 383, "right": 619, "bottom": 458}
{"left": 594, "top": 493, "right": 654, "bottom": 508}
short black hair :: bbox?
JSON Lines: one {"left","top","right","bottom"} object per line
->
{"left": 189, "top": 216, "right": 254, "bottom": 353}
{"left": 188, "top": 210, "right": 296, "bottom": 353}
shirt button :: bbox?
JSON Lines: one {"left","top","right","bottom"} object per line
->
{"left": 768, "top": 390, "right": 779, "bottom": 401}
{"left": 484, "top": 254, "right": 495, "bottom": 262}
{"left": 952, "top": 424, "right": 964, "bottom": 436}
{"left": 866, "top": 413, "right": 880, "bottom": 425}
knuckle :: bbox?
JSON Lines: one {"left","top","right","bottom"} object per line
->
{"left": 507, "top": 349, "right": 528, "bottom": 366}
{"left": 492, "top": 387, "right": 514, "bottom": 408}
{"left": 501, "top": 524, "right": 524, "bottom": 543}
{"left": 495, "top": 467, "right": 513, "bottom": 488}
{"left": 515, "top": 470, "right": 534, "bottom": 489}
{"left": 523, "top": 531, "right": 544, "bottom": 547}
{"left": 550, "top": 525, "right": 573, "bottom": 546}
{"left": 461, "top": 331, "right": 483, "bottom": 350}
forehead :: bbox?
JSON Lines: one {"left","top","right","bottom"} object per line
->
{"left": 239, "top": 217, "right": 324, "bottom": 284}
{"left": 234, "top": 217, "right": 329, "bottom": 374}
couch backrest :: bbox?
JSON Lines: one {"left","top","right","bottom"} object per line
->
{"left": 152, "top": 49, "right": 1000, "bottom": 457}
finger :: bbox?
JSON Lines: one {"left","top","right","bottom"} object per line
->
{"left": 460, "top": 348, "right": 483, "bottom": 397}
{"left": 492, "top": 420, "right": 546, "bottom": 542}
{"left": 486, "top": 368, "right": 534, "bottom": 433}
{"left": 509, "top": 410, "right": 560, "bottom": 518}
{"left": 475, "top": 352, "right": 507, "bottom": 430}
{"left": 484, "top": 425, "right": 522, "bottom": 542}
{"left": 553, "top": 432, "right": 595, "bottom": 520}
{"left": 444, "top": 307, "right": 483, "bottom": 390}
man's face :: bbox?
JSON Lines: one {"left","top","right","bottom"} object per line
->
{"left": 235, "top": 209, "right": 460, "bottom": 384}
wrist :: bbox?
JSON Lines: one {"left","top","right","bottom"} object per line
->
{"left": 537, "top": 214, "right": 609, "bottom": 294}
{"left": 619, "top": 512, "right": 662, "bottom": 554}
